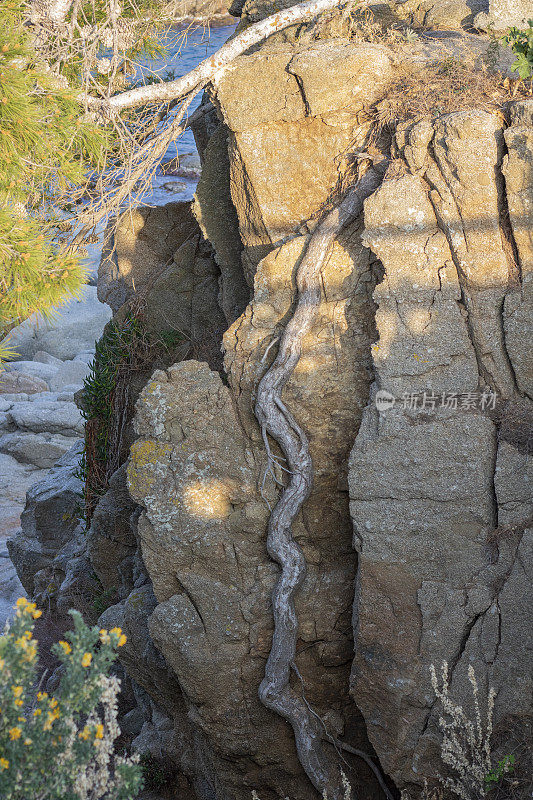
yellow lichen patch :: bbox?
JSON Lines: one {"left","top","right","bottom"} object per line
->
{"left": 183, "top": 479, "right": 233, "bottom": 521}
{"left": 128, "top": 439, "right": 172, "bottom": 497}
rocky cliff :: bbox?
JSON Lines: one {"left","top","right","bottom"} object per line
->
{"left": 8, "top": 4, "right": 532, "bottom": 799}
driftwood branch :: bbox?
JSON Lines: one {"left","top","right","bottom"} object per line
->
{"left": 30, "top": 0, "right": 74, "bottom": 24}
{"left": 254, "top": 164, "right": 386, "bottom": 798}
{"left": 70, "top": 0, "right": 367, "bottom": 245}
{"left": 85, "top": 0, "right": 364, "bottom": 113}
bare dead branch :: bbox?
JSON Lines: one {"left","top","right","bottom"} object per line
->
{"left": 84, "top": 0, "right": 364, "bottom": 113}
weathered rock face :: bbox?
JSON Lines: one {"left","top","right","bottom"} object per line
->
{"left": 392, "top": 0, "right": 488, "bottom": 29}
{"left": 126, "top": 203, "right": 381, "bottom": 794}
{"left": 349, "top": 103, "right": 533, "bottom": 793}
{"left": 98, "top": 202, "right": 199, "bottom": 314}
{"left": 6, "top": 442, "right": 88, "bottom": 606}
{"left": 206, "top": 39, "right": 393, "bottom": 280}
{"left": 475, "top": 0, "right": 533, "bottom": 29}
{"left": 192, "top": 123, "right": 249, "bottom": 326}
{"left": 236, "top": 0, "right": 490, "bottom": 32}
{"left": 0, "top": 371, "right": 48, "bottom": 395}
{"left": 10, "top": 21, "right": 530, "bottom": 800}
{"left": 116, "top": 35, "right": 400, "bottom": 800}
{"left": 86, "top": 465, "right": 138, "bottom": 602}
{"left": 503, "top": 101, "right": 533, "bottom": 400}
{"left": 92, "top": 201, "right": 228, "bottom": 487}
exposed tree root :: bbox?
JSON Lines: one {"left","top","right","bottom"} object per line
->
{"left": 254, "top": 164, "right": 386, "bottom": 797}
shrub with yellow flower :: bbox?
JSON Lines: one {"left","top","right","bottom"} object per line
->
{"left": 81, "top": 652, "right": 92, "bottom": 667}
{"left": 0, "top": 598, "right": 140, "bottom": 800}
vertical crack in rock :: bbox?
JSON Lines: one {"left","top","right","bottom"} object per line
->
{"left": 494, "top": 133, "right": 523, "bottom": 393}
{"left": 424, "top": 113, "right": 518, "bottom": 397}
{"left": 489, "top": 415, "right": 500, "bottom": 534}
{"left": 286, "top": 58, "right": 311, "bottom": 118}
{"left": 495, "top": 131, "right": 523, "bottom": 287}
{"left": 254, "top": 165, "right": 385, "bottom": 797}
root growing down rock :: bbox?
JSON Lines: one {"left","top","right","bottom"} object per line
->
{"left": 254, "top": 164, "right": 386, "bottom": 798}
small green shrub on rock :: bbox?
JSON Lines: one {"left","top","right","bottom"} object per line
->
{"left": 503, "top": 21, "right": 533, "bottom": 79}
{"left": 0, "top": 598, "right": 142, "bottom": 800}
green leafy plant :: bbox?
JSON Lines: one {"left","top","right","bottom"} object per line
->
{"left": 484, "top": 754, "right": 516, "bottom": 792}
{"left": 139, "top": 752, "right": 173, "bottom": 792}
{"left": 157, "top": 328, "right": 185, "bottom": 351}
{"left": 503, "top": 21, "right": 533, "bottom": 80}
{"left": 78, "top": 313, "right": 186, "bottom": 524}
{"left": 0, "top": 597, "right": 142, "bottom": 800}
{"left": 77, "top": 313, "right": 146, "bottom": 522}
{"left": 92, "top": 584, "right": 119, "bottom": 618}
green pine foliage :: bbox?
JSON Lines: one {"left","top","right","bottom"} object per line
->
{"left": 0, "top": 0, "right": 171, "bottom": 361}
{"left": 0, "top": 1, "right": 122, "bottom": 358}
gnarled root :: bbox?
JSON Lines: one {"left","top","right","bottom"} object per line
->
{"left": 254, "top": 166, "right": 385, "bottom": 797}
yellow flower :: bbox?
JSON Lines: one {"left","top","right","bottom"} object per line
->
{"left": 109, "top": 627, "right": 122, "bottom": 636}
{"left": 15, "top": 598, "right": 27, "bottom": 609}
{"left": 81, "top": 652, "right": 92, "bottom": 667}
{"left": 49, "top": 698, "right": 58, "bottom": 709}
{"left": 99, "top": 629, "right": 110, "bottom": 644}
{"left": 37, "top": 692, "right": 48, "bottom": 701}
{"left": 43, "top": 711, "right": 58, "bottom": 731}
{"left": 58, "top": 640, "right": 71, "bottom": 655}
{"left": 24, "top": 738, "right": 32, "bottom": 746}
{"left": 14, "top": 700, "right": 23, "bottom": 707}
{"left": 32, "top": 610, "right": 42, "bottom": 619}
{"left": 33, "top": 709, "right": 42, "bottom": 716}
{"left": 26, "top": 603, "right": 36, "bottom": 614}
{"left": 9, "top": 727, "right": 22, "bottom": 740}
{"left": 15, "top": 637, "right": 27, "bottom": 650}
{"left": 79, "top": 726, "right": 90, "bottom": 741}
{"left": 47, "top": 708, "right": 60, "bottom": 723}
{"left": 0, "top": 659, "right": 4, "bottom": 669}
{"left": 117, "top": 634, "right": 127, "bottom": 647}
{"left": 0, "top": 758, "right": 8, "bottom": 770}
{"left": 11, "top": 686, "right": 23, "bottom": 698}
{"left": 24, "top": 645, "right": 37, "bottom": 663}
{"left": 94, "top": 724, "right": 104, "bottom": 740}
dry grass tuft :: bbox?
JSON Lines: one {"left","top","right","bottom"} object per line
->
{"left": 368, "top": 56, "right": 531, "bottom": 135}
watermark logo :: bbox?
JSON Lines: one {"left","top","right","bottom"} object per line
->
{"left": 375, "top": 390, "right": 396, "bottom": 412}
{"left": 374, "top": 390, "right": 497, "bottom": 412}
